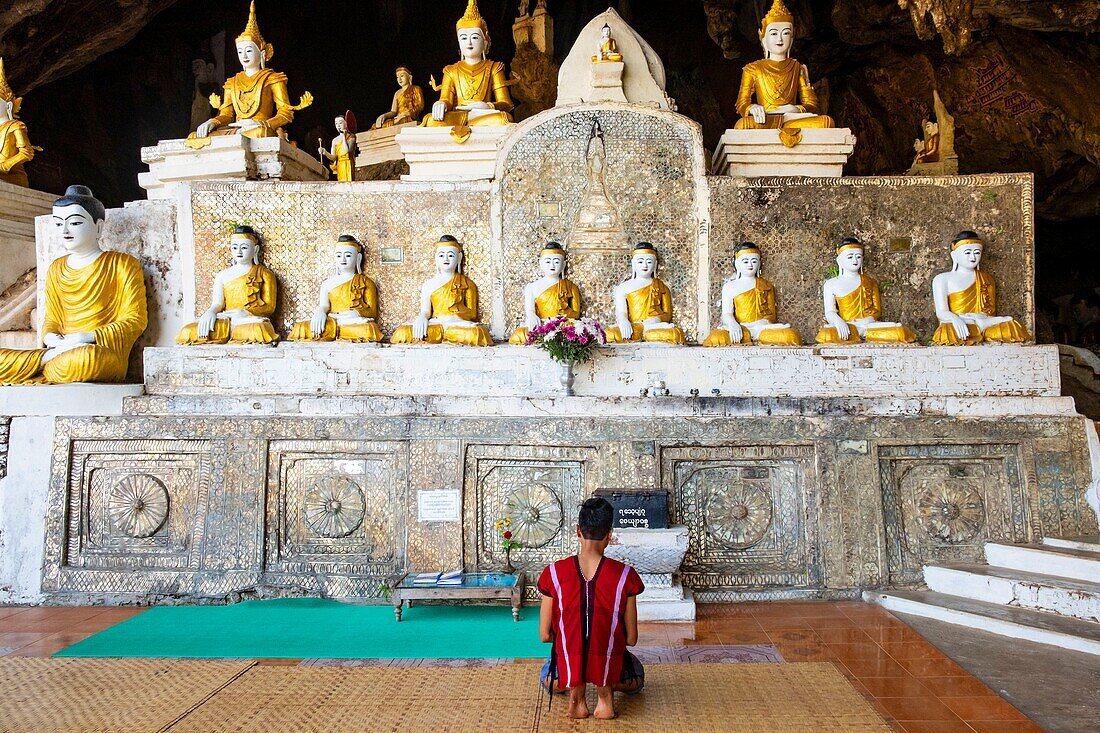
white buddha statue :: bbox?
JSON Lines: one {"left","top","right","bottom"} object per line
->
{"left": 176, "top": 225, "right": 279, "bottom": 345}
{"left": 816, "top": 237, "right": 917, "bottom": 344}
{"left": 703, "top": 242, "right": 800, "bottom": 346}
{"left": 509, "top": 242, "right": 582, "bottom": 345}
{"left": 932, "top": 231, "right": 1029, "bottom": 345}
{"left": 592, "top": 24, "right": 623, "bottom": 63}
{"left": 289, "top": 235, "right": 382, "bottom": 343}
{"left": 389, "top": 235, "right": 492, "bottom": 346}
{"left": 604, "top": 243, "right": 687, "bottom": 345}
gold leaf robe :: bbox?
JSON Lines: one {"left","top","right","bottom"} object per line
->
{"left": 703, "top": 277, "right": 801, "bottom": 346}
{"left": 0, "top": 120, "right": 35, "bottom": 187}
{"left": 509, "top": 279, "right": 583, "bottom": 345}
{"left": 422, "top": 59, "right": 513, "bottom": 130}
{"left": 932, "top": 270, "right": 1029, "bottom": 345}
{"left": 176, "top": 265, "right": 279, "bottom": 345}
{"left": 202, "top": 69, "right": 297, "bottom": 139}
{"left": 733, "top": 59, "right": 834, "bottom": 131}
{"left": 604, "top": 279, "right": 687, "bottom": 345}
{"left": 389, "top": 273, "right": 492, "bottom": 347}
{"left": 289, "top": 274, "right": 382, "bottom": 343}
{"left": 816, "top": 274, "right": 917, "bottom": 344}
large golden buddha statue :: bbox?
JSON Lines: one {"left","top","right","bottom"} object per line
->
{"left": 423, "top": 0, "right": 514, "bottom": 143}
{"left": 176, "top": 225, "right": 279, "bottom": 345}
{"left": 703, "top": 242, "right": 800, "bottom": 346}
{"left": 191, "top": 2, "right": 312, "bottom": 141}
{"left": 509, "top": 242, "right": 582, "bottom": 345}
{"left": 0, "top": 186, "right": 147, "bottom": 384}
{"left": 390, "top": 235, "right": 492, "bottom": 346}
{"left": 0, "top": 58, "right": 39, "bottom": 187}
{"left": 604, "top": 243, "right": 687, "bottom": 345}
{"left": 289, "top": 235, "right": 382, "bottom": 343}
{"left": 816, "top": 237, "right": 918, "bottom": 345}
{"left": 932, "top": 231, "right": 1030, "bottom": 346}
{"left": 734, "top": 0, "right": 833, "bottom": 144}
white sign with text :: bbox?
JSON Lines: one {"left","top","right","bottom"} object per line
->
{"left": 417, "top": 489, "right": 461, "bottom": 522}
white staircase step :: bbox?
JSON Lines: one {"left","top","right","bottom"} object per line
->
{"left": 925, "top": 562, "right": 1100, "bottom": 623}
{"left": 865, "top": 589, "right": 1100, "bottom": 655}
{"left": 1043, "top": 535, "right": 1100, "bottom": 554}
{"left": 985, "top": 542, "right": 1100, "bottom": 583}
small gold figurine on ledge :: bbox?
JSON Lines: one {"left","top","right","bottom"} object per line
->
{"left": 289, "top": 235, "right": 382, "bottom": 343}
{"left": 319, "top": 111, "right": 357, "bottom": 182}
{"left": 510, "top": 242, "right": 582, "bottom": 345}
{"left": 592, "top": 24, "right": 623, "bottom": 63}
{"left": 604, "top": 243, "right": 687, "bottom": 345}
{"left": 0, "top": 58, "right": 40, "bottom": 188}
{"left": 703, "top": 242, "right": 800, "bottom": 346}
{"left": 374, "top": 67, "right": 425, "bottom": 129}
{"left": 816, "top": 237, "right": 918, "bottom": 345}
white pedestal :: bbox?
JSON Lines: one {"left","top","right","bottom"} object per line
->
{"left": 589, "top": 61, "right": 628, "bottom": 104}
{"left": 139, "top": 136, "right": 327, "bottom": 200}
{"left": 0, "top": 181, "right": 53, "bottom": 292}
{"left": 604, "top": 526, "right": 695, "bottom": 622}
{"left": 712, "top": 128, "right": 857, "bottom": 178}
{"left": 356, "top": 124, "right": 414, "bottom": 169}
{"left": 396, "top": 125, "right": 510, "bottom": 181}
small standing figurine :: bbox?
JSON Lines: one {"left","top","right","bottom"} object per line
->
{"left": 816, "top": 237, "right": 918, "bottom": 344}
{"left": 0, "top": 186, "right": 147, "bottom": 384}
{"left": 176, "top": 225, "right": 279, "bottom": 345}
{"left": 319, "top": 111, "right": 357, "bottom": 182}
{"left": 605, "top": 243, "right": 687, "bottom": 345}
{"left": 289, "top": 235, "right": 382, "bottom": 343}
{"left": 703, "top": 242, "right": 800, "bottom": 346}
{"left": 373, "top": 67, "right": 425, "bottom": 129}
{"left": 0, "top": 58, "right": 39, "bottom": 187}
{"left": 389, "top": 235, "right": 492, "bottom": 346}
{"left": 509, "top": 242, "right": 582, "bottom": 345}
{"left": 931, "top": 231, "right": 1030, "bottom": 345}
{"left": 591, "top": 24, "right": 623, "bottom": 63}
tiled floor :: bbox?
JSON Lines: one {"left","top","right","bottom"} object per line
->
{"left": 0, "top": 601, "right": 1044, "bottom": 732}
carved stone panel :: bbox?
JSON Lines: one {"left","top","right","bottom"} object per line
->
{"left": 662, "top": 445, "right": 819, "bottom": 592}
{"left": 880, "top": 444, "right": 1028, "bottom": 585}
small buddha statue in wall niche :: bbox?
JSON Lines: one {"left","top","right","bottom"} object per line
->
{"left": 592, "top": 24, "right": 623, "bottom": 63}
{"left": 931, "top": 231, "right": 1029, "bottom": 345}
{"left": 510, "top": 242, "right": 582, "bottom": 345}
{"left": 604, "top": 243, "right": 687, "bottom": 345}
{"left": 703, "top": 242, "right": 800, "bottom": 346}
{"left": 374, "top": 67, "right": 425, "bottom": 129}
{"left": 816, "top": 237, "right": 917, "bottom": 345}
{"left": 289, "top": 235, "right": 382, "bottom": 343}
{"left": 319, "top": 111, "right": 357, "bottom": 182}
{"left": 0, "top": 58, "right": 40, "bottom": 187}
{"left": 176, "top": 225, "right": 279, "bottom": 345}
{"left": 389, "top": 235, "right": 492, "bottom": 346}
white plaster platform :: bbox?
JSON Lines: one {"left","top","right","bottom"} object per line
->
{"left": 396, "top": 125, "right": 510, "bottom": 181}
{"left": 356, "top": 124, "right": 412, "bottom": 168}
{"left": 139, "top": 136, "right": 326, "bottom": 199}
{"left": 604, "top": 527, "right": 695, "bottom": 622}
{"left": 0, "top": 181, "right": 53, "bottom": 291}
{"left": 142, "top": 343, "right": 1061, "bottom": 400}
{"left": 712, "top": 128, "right": 857, "bottom": 178}
{"left": 0, "top": 383, "right": 144, "bottom": 416}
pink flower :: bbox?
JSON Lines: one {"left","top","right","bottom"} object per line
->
{"left": 579, "top": 335, "right": 589, "bottom": 345}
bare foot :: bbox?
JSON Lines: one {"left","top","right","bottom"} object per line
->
{"left": 594, "top": 688, "right": 616, "bottom": 720}
{"left": 567, "top": 688, "right": 590, "bottom": 719}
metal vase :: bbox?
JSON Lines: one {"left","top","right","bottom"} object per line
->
{"left": 559, "top": 360, "right": 576, "bottom": 396}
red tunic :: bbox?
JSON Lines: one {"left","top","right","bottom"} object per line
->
{"left": 537, "top": 555, "right": 644, "bottom": 689}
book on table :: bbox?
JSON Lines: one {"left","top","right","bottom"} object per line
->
{"left": 412, "top": 572, "right": 441, "bottom": 585}
{"left": 437, "top": 569, "right": 464, "bottom": 585}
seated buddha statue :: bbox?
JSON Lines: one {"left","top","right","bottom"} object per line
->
{"left": 509, "top": 242, "right": 582, "bottom": 345}
{"left": 605, "top": 243, "right": 687, "bottom": 345}
{"left": 423, "top": 0, "right": 513, "bottom": 143}
{"left": 373, "top": 67, "right": 425, "bottom": 129}
{"left": 289, "top": 235, "right": 382, "bottom": 343}
{"left": 932, "top": 231, "right": 1030, "bottom": 345}
{"left": 389, "top": 235, "right": 492, "bottom": 347}
{"left": 191, "top": 2, "right": 312, "bottom": 141}
{"left": 733, "top": 0, "right": 833, "bottom": 144}
{"left": 592, "top": 24, "right": 624, "bottom": 63}
{"left": 703, "top": 242, "right": 800, "bottom": 347}
{"left": 0, "top": 58, "right": 39, "bottom": 188}
{"left": 816, "top": 237, "right": 918, "bottom": 345}
{"left": 0, "top": 186, "right": 147, "bottom": 384}
{"left": 176, "top": 225, "right": 279, "bottom": 345}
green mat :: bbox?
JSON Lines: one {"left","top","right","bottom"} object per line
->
{"left": 55, "top": 598, "right": 550, "bottom": 660}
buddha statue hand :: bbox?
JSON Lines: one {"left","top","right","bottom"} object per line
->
{"left": 394, "top": 112, "right": 411, "bottom": 125}
{"left": 462, "top": 101, "right": 492, "bottom": 110}
{"left": 196, "top": 119, "right": 220, "bottom": 138}
{"left": 310, "top": 309, "right": 328, "bottom": 337}
{"left": 827, "top": 314, "right": 851, "bottom": 341}
{"left": 615, "top": 315, "right": 633, "bottom": 339}
{"left": 944, "top": 312, "right": 970, "bottom": 341}
{"left": 748, "top": 104, "right": 767, "bottom": 125}
{"left": 727, "top": 322, "right": 744, "bottom": 344}
{"left": 230, "top": 118, "right": 262, "bottom": 132}
{"left": 431, "top": 100, "right": 449, "bottom": 122}
{"left": 197, "top": 309, "right": 220, "bottom": 340}
{"left": 412, "top": 314, "right": 431, "bottom": 340}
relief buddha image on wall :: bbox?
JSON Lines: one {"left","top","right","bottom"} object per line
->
{"left": 567, "top": 120, "right": 629, "bottom": 255}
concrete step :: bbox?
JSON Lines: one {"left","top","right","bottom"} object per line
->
{"left": 1043, "top": 535, "right": 1100, "bottom": 554}
{"left": 865, "top": 589, "right": 1100, "bottom": 655}
{"left": 0, "top": 331, "right": 36, "bottom": 349}
{"left": 985, "top": 542, "right": 1100, "bottom": 583}
{"left": 924, "top": 562, "right": 1100, "bottom": 623}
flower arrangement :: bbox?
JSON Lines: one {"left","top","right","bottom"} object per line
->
{"left": 526, "top": 316, "right": 606, "bottom": 364}
{"left": 494, "top": 517, "right": 522, "bottom": 553}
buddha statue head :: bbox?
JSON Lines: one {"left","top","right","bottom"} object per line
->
{"left": 435, "top": 234, "right": 464, "bottom": 274}
{"left": 456, "top": 0, "right": 491, "bottom": 61}
{"left": 52, "top": 185, "right": 106, "bottom": 255}
{"left": 835, "top": 236, "right": 865, "bottom": 274}
{"left": 630, "top": 243, "right": 659, "bottom": 280}
{"left": 733, "top": 242, "right": 763, "bottom": 278}
{"left": 230, "top": 225, "right": 262, "bottom": 266}
{"left": 235, "top": 2, "right": 273, "bottom": 72}
{"left": 601, "top": 24, "right": 613, "bottom": 43}
{"left": 0, "top": 58, "right": 21, "bottom": 123}
{"left": 335, "top": 234, "right": 364, "bottom": 274}
{"left": 950, "top": 230, "right": 984, "bottom": 272}
{"left": 758, "top": 0, "right": 795, "bottom": 60}
{"left": 539, "top": 242, "right": 567, "bottom": 278}
{"left": 396, "top": 66, "right": 413, "bottom": 89}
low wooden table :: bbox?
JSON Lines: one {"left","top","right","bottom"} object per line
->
{"left": 391, "top": 572, "right": 526, "bottom": 622}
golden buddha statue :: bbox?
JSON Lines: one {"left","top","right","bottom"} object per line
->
{"left": 932, "top": 231, "right": 1030, "bottom": 346}
{"left": 0, "top": 186, "right": 147, "bottom": 384}
{"left": 423, "top": 0, "right": 514, "bottom": 143}
{"left": 319, "top": 111, "right": 357, "bottom": 182}
{"left": 913, "top": 120, "right": 941, "bottom": 165}
{"left": 374, "top": 67, "right": 425, "bottom": 129}
{"left": 0, "top": 58, "right": 40, "bottom": 188}
{"left": 592, "top": 24, "right": 624, "bottom": 63}
{"left": 390, "top": 235, "right": 492, "bottom": 346}
{"left": 703, "top": 242, "right": 800, "bottom": 346}
{"left": 733, "top": 0, "right": 833, "bottom": 146}
{"left": 509, "top": 242, "right": 582, "bottom": 345}
{"left": 289, "top": 235, "right": 383, "bottom": 343}
{"left": 816, "top": 237, "right": 918, "bottom": 345}
{"left": 176, "top": 225, "right": 279, "bottom": 345}
{"left": 604, "top": 243, "right": 687, "bottom": 345}
{"left": 190, "top": 2, "right": 312, "bottom": 141}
